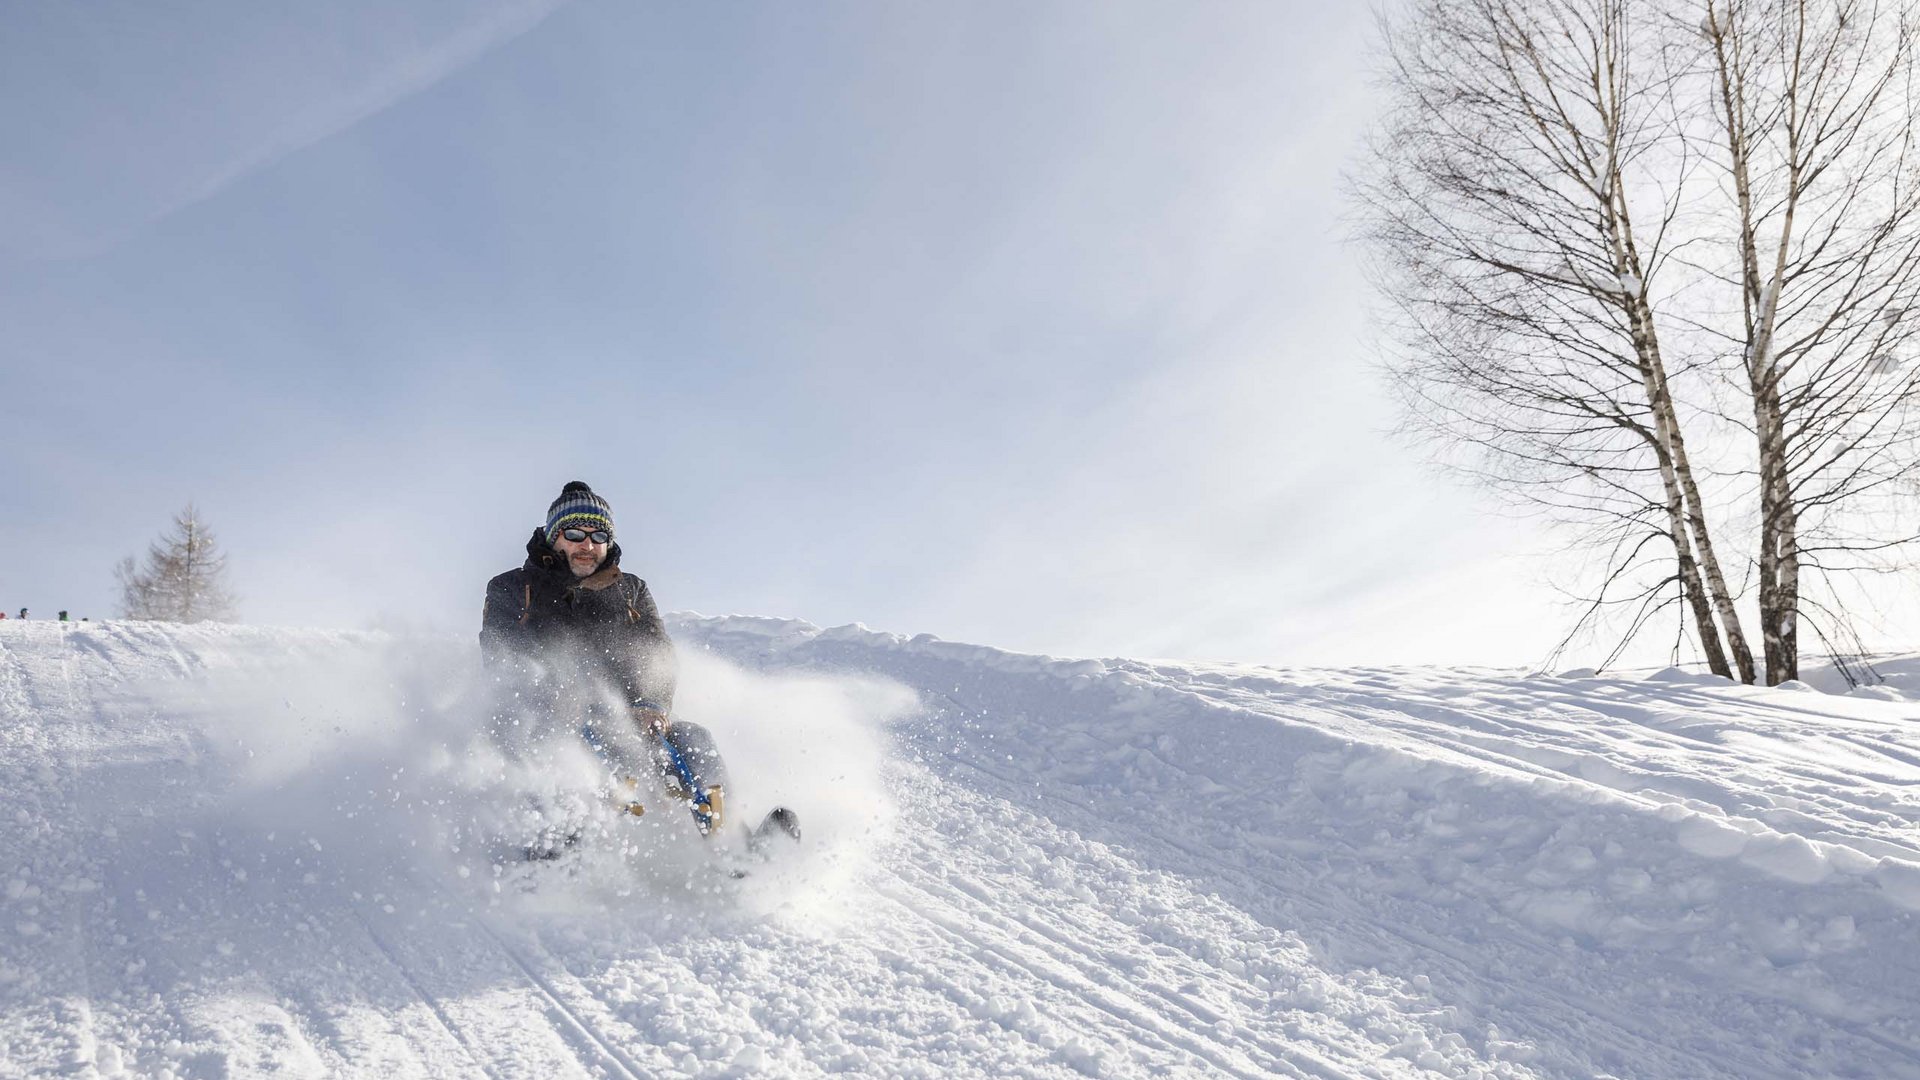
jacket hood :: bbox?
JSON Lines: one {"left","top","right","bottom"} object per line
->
{"left": 522, "top": 528, "right": 624, "bottom": 589}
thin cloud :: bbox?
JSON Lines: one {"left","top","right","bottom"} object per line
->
{"left": 174, "top": 0, "right": 569, "bottom": 223}
{"left": 2, "top": 0, "right": 569, "bottom": 259}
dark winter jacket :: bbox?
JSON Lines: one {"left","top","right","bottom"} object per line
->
{"left": 479, "top": 529, "right": 676, "bottom": 713}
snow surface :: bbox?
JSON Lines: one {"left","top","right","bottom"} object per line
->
{"left": 2, "top": 616, "right": 1918, "bottom": 1079}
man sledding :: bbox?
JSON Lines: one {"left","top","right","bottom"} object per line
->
{"left": 479, "top": 480, "right": 797, "bottom": 855}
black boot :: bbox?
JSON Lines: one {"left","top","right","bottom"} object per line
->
{"left": 746, "top": 806, "right": 801, "bottom": 853}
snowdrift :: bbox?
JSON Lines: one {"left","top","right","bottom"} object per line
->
{"left": 1, "top": 616, "right": 1917, "bottom": 1078}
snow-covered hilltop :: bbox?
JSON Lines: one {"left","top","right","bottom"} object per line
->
{"left": 2, "top": 617, "right": 1917, "bottom": 1078}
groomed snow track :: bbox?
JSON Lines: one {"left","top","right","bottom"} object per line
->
{"left": 2, "top": 617, "right": 1917, "bottom": 1078}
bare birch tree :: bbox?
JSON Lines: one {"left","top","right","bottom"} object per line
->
{"left": 1358, "top": 0, "right": 1757, "bottom": 677}
{"left": 115, "top": 504, "right": 239, "bottom": 623}
{"left": 1692, "top": 0, "right": 1920, "bottom": 683}
{"left": 1361, "top": 0, "right": 1920, "bottom": 681}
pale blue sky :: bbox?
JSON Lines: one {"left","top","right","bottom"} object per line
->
{"left": 0, "top": 0, "right": 1569, "bottom": 665}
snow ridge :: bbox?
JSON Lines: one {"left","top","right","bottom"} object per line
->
{"left": 1, "top": 616, "right": 1917, "bottom": 1078}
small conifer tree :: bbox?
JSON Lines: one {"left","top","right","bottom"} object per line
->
{"left": 115, "top": 504, "right": 239, "bottom": 622}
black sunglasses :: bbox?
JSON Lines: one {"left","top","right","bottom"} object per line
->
{"left": 561, "top": 528, "right": 611, "bottom": 544}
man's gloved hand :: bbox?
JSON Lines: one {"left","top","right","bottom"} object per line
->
{"left": 631, "top": 704, "right": 669, "bottom": 737}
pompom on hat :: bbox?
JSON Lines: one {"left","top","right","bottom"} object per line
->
{"left": 545, "top": 481, "right": 615, "bottom": 544}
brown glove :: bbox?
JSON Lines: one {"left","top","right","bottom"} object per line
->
{"left": 631, "top": 705, "right": 669, "bottom": 737}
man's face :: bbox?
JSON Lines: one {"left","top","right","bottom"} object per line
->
{"left": 552, "top": 527, "right": 610, "bottom": 578}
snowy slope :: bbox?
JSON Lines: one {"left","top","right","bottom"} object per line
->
{"left": 1, "top": 617, "right": 1917, "bottom": 1079}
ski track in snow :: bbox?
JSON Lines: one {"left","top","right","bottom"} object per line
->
{"left": 1, "top": 617, "right": 1917, "bottom": 1078}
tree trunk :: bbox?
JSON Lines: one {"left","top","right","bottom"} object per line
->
{"left": 1627, "top": 299, "right": 1736, "bottom": 678}
{"left": 1755, "top": 382, "right": 1799, "bottom": 683}
{"left": 1606, "top": 143, "right": 1749, "bottom": 678}
{"left": 1706, "top": 0, "right": 1803, "bottom": 685}
{"left": 1619, "top": 276, "right": 1754, "bottom": 681}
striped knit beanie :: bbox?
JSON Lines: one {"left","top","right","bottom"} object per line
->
{"left": 545, "top": 481, "right": 615, "bottom": 544}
